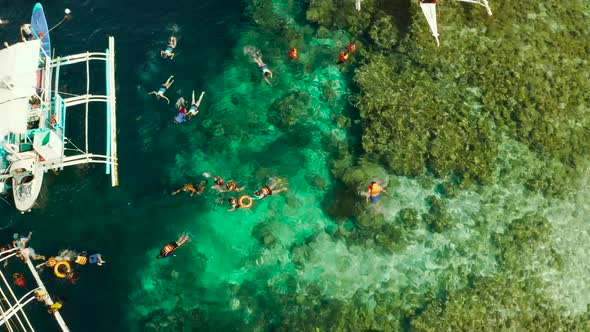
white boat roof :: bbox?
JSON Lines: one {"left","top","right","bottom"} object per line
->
{"left": 0, "top": 40, "right": 41, "bottom": 138}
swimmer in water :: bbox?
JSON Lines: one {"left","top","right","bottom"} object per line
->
{"left": 157, "top": 232, "right": 192, "bottom": 259}
{"left": 148, "top": 75, "right": 174, "bottom": 104}
{"left": 160, "top": 36, "right": 177, "bottom": 59}
{"left": 224, "top": 180, "right": 245, "bottom": 193}
{"left": 252, "top": 52, "right": 273, "bottom": 85}
{"left": 172, "top": 183, "right": 198, "bottom": 196}
{"left": 367, "top": 181, "right": 387, "bottom": 203}
{"left": 186, "top": 90, "right": 205, "bottom": 119}
{"left": 253, "top": 177, "right": 288, "bottom": 200}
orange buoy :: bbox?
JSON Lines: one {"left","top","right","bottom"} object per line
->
{"left": 346, "top": 43, "right": 357, "bottom": 52}
{"left": 288, "top": 47, "right": 298, "bottom": 59}
{"left": 339, "top": 51, "right": 350, "bottom": 62}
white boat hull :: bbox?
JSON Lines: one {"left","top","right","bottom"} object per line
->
{"left": 11, "top": 158, "right": 44, "bottom": 212}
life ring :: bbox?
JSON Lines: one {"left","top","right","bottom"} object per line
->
{"left": 238, "top": 195, "right": 253, "bottom": 209}
{"left": 45, "top": 257, "right": 57, "bottom": 267}
{"left": 53, "top": 261, "right": 71, "bottom": 278}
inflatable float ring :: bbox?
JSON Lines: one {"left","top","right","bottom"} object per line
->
{"left": 53, "top": 261, "right": 71, "bottom": 278}
{"left": 238, "top": 195, "right": 253, "bottom": 209}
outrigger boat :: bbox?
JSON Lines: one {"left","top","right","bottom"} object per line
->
{"left": 0, "top": 3, "right": 118, "bottom": 213}
{"left": 419, "top": 0, "right": 493, "bottom": 47}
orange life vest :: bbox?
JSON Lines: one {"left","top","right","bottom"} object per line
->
{"left": 261, "top": 187, "right": 271, "bottom": 196}
{"left": 162, "top": 244, "right": 175, "bottom": 256}
{"left": 346, "top": 43, "right": 357, "bottom": 52}
{"left": 339, "top": 51, "right": 349, "bottom": 62}
{"left": 288, "top": 48, "right": 298, "bottom": 59}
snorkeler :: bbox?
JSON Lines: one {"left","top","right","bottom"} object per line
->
{"left": 160, "top": 36, "right": 177, "bottom": 59}
{"left": 252, "top": 52, "right": 273, "bottom": 85}
{"left": 148, "top": 75, "right": 174, "bottom": 104}
{"left": 367, "top": 181, "right": 387, "bottom": 203}
{"left": 89, "top": 253, "right": 106, "bottom": 266}
{"left": 227, "top": 197, "right": 239, "bottom": 211}
{"left": 173, "top": 97, "right": 187, "bottom": 124}
{"left": 228, "top": 196, "right": 253, "bottom": 211}
{"left": 288, "top": 47, "right": 298, "bottom": 60}
{"left": 196, "top": 180, "right": 207, "bottom": 195}
{"left": 338, "top": 51, "right": 350, "bottom": 64}
{"left": 172, "top": 183, "right": 198, "bottom": 196}
{"left": 337, "top": 43, "right": 357, "bottom": 64}
{"left": 224, "top": 180, "right": 245, "bottom": 193}
{"left": 187, "top": 90, "right": 205, "bottom": 119}
{"left": 157, "top": 232, "right": 192, "bottom": 259}
{"left": 253, "top": 178, "right": 288, "bottom": 200}
{"left": 203, "top": 173, "right": 226, "bottom": 192}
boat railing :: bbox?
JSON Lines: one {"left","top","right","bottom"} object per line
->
{"left": 0, "top": 247, "right": 70, "bottom": 331}
{"left": 44, "top": 36, "right": 118, "bottom": 187}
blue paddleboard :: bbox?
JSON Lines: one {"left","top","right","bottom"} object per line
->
{"left": 31, "top": 3, "right": 51, "bottom": 58}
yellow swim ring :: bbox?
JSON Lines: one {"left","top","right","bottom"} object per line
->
{"left": 238, "top": 195, "right": 253, "bottom": 209}
{"left": 53, "top": 261, "right": 71, "bottom": 278}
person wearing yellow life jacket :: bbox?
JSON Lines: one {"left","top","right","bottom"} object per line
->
{"left": 157, "top": 232, "right": 192, "bottom": 259}
{"left": 254, "top": 178, "right": 288, "bottom": 200}
{"left": 367, "top": 181, "right": 387, "bottom": 203}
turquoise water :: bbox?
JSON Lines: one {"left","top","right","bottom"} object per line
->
{"left": 1, "top": 0, "right": 589, "bottom": 331}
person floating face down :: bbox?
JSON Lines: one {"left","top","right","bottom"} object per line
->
{"left": 253, "top": 178, "right": 288, "bottom": 200}
{"left": 88, "top": 253, "right": 106, "bottom": 266}
{"left": 186, "top": 90, "right": 205, "bottom": 119}
{"left": 224, "top": 180, "right": 245, "bottom": 193}
{"left": 173, "top": 97, "right": 187, "bottom": 124}
{"left": 338, "top": 43, "right": 357, "bottom": 64}
{"left": 172, "top": 181, "right": 206, "bottom": 197}
{"left": 157, "top": 233, "right": 192, "bottom": 259}
{"left": 161, "top": 36, "right": 177, "bottom": 59}
{"left": 367, "top": 181, "right": 386, "bottom": 203}
{"left": 227, "top": 196, "right": 253, "bottom": 211}
{"left": 251, "top": 52, "right": 273, "bottom": 85}
{"left": 148, "top": 75, "right": 174, "bottom": 104}
{"left": 211, "top": 175, "right": 225, "bottom": 192}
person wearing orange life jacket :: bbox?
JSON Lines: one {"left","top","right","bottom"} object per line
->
{"left": 253, "top": 178, "right": 288, "bottom": 200}
{"left": 157, "top": 232, "right": 192, "bottom": 259}
{"left": 367, "top": 181, "right": 387, "bottom": 203}
{"left": 346, "top": 43, "right": 357, "bottom": 52}
{"left": 288, "top": 48, "right": 298, "bottom": 60}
